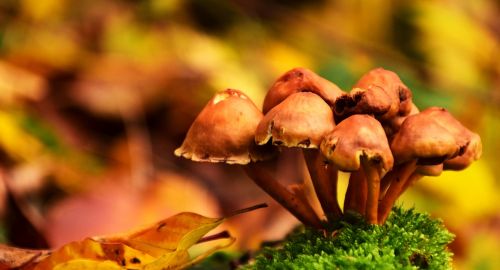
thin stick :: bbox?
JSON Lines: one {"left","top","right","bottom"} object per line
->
{"left": 303, "top": 150, "right": 342, "bottom": 222}
{"left": 225, "top": 203, "right": 268, "bottom": 218}
{"left": 243, "top": 163, "right": 323, "bottom": 229}
{"left": 197, "top": 231, "right": 231, "bottom": 244}
{"left": 361, "top": 157, "right": 380, "bottom": 224}
{"left": 400, "top": 172, "right": 423, "bottom": 197}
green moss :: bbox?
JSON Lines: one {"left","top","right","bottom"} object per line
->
{"left": 242, "top": 207, "right": 454, "bottom": 270}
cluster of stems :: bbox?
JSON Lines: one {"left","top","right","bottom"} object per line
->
{"left": 175, "top": 67, "right": 481, "bottom": 228}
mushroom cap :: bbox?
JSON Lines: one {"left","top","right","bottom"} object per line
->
{"left": 444, "top": 132, "right": 482, "bottom": 170}
{"left": 255, "top": 92, "right": 335, "bottom": 148}
{"left": 415, "top": 164, "right": 443, "bottom": 176}
{"left": 334, "top": 87, "right": 392, "bottom": 119}
{"left": 390, "top": 108, "right": 466, "bottom": 165}
{"left": 420, "top": 107, "right": 482, "bottom": 170}
{"left": 334, "top": 68, "right": 413, "bottom": 120}
{"left": 174, "top": 89, "right": 272, "bottom": 164}
{"left": 262, "top": 67, "right": 344, "bottom": 113}
{"left": 320, "top": 114, "right": 394, "bottom": 176}
{"left": 384, "top": 103, "right": 420, "bottom": 138}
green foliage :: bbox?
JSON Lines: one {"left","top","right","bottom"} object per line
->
{"left": 189, "top": 251, "right": 241, "bottom": 270}
{"left": 243, "top": 207, "right": 454, "bottom": 270}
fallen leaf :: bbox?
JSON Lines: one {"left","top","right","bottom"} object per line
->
{"left": 22, "top": 204, "right": 265, "bottom": 269}
{"left": 0, "top": 244, "right": 50, "bottom": 269}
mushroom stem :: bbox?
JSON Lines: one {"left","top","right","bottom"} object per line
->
{"left": 377, "top": 161, "right": 417, "bottom": 224}
{"left": 379, "top": 170, "right": 395, "bottom": 199}
{"left": 303, "top": 150, "right": 342, "bottom": 222}
{"left": 289, "top": 183, "right": 317, "bottom": 216}
{"left": 344, "top": 170, "right": 367, "bottom": 215}
{"left": 361, "top": 157, "right": 381, "bottom": 224}
{"left": 243, "top": 163, "right": 323, "bottom": 229}
{"left": 400, "top": 172, "right": 423, "bottom": 197}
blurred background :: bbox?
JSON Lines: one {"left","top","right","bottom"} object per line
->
{"left": 0, "top": 0, "right": 499, "bottom": 269}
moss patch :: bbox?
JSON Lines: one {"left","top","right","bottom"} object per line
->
{"left": 242, "top": 207, "right": 454, "bottom": 269}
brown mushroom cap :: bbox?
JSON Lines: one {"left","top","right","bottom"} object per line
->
{"left": 175, "top": 89, "right": 272, "bottom": 164}
{"left": 444, "top": 132, "right": 482, "bottom": 170}
{"left": 415, "top": 164, "right": 443, "bottom": 176}
{"left": 418, "top": 107, "right": 482, "bottom": 170}
{"left": 262, "top": 67, "right": 344, "bottom": 113}
{"left": 256, "top": 92, "right": 335, "bottom": 148}
{"left": 334, "top": 68, "right": 413, "bottom": 120}
{"left": 390, "top": 109, "right": 465, "bottom": 165}
{"left": 384, "top": 103, "right": 420, "bottom": 137}
{"left": 320, "top": 114, "right": 394, "bottom": 176}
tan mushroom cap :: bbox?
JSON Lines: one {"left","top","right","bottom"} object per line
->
{"left": 390, "top": 109, "right": 465, "bottom": 165}
{"left": 419, "top": 107, "right": 482, "bottom": 170}
{"left": 334, "top": 68, "right": 413, "bottom": 120}
{"left": 320, "top": 114, "right": 394, "bottom": 176}
{"left": 384, "top": 103, "right": 420, "bottom": 137}
{"left": 175, "top": 89, "right": 272, "bottom": 164}
{"left": 415, "top": 164, "right": 443, "bottom": 176}
{"left": 262, "top": 67, "right": 344, "bottom": 113}
{"left": 444, "top": 132, "right": 482, "bottom": 170}
{"left": 355, "top": 68, "right": 413, "bottom": 116}
{"left": 255, "top": 92, "right": 335, "bottom": 148}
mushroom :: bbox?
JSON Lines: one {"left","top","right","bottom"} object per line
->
{"left": 320, "top": 114, "right": 394, "bottom": 224}
{"left": 262, "top": 67, "right": 344, "bottom": 114}
{"left": 175, "top": 89, "right": 270, "bottom": 164}
{"left": 343, "top": 169, "right": 367, "bottom": 216}
{"left": 175, "top": 89, "right": 322, "bottom": 228}
{"left": 333, "top": 68, "right": 413, "bottom": 122}
{"left": 424, "top": 107, "right": 482, "bottom": 170}
{"left": 255, "top": 92, "right": 341, "bottom": 221}
{"left": 383, "top": 103, "right": 420, "bottom": 138}
{"left": 443, "top": 132, "right": 481, "bottom": 170}
{"left": 400, "top": 129, "right": 480, "bottom": 195}
{"left": 378, "top": 107, "right": 477, "bottom": 223}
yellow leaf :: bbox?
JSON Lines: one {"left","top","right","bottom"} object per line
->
{"left": 142, "top": 237, "right": 235, "bottom": 270}
{"left": 0, "top": 111, "right": 44, "bottom": 161}
{"left": 29, "top": 204, "right": 265, "bottom": 269}
{"left": 120, "top": 212, "right": 223, "bottom": 257}
{"left": 53, "top": 259, "right": 122, "bottom": 270}
{"left": 34, "top": 238, "right": 155, "bottom": 270}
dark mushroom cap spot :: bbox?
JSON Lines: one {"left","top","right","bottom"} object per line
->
{"left": 298, "top": 139, "right": 311, "bottom": 147}
{"left": 399, "top": 87, "right": 409, "bottom": 102}
{"left": 130, "top": 257, "right": 141, "bottom": 264}
{"left": 417, "top": 155, "right": 448, "bottom": 166}
{"left": 353, "top": 67, "right": 414, "bottom": 120}
{"left": 333, "top": 87, "right": 392, "bottom": 120}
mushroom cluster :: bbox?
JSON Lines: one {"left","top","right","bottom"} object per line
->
{"left": 175, "top": 67, "right": 482, "bottom": 227}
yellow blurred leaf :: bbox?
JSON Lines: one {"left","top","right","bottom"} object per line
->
{"left": 414, "top": 1, "right": 498, "bottom": 91}
{"left": 0, "top": 111, "right": 44, "bottom": 161}
{"left": 53, "top": 259, "right": 122, "bottom": 270}
{"left": 0, "top": 61, "right": 47, "bottom": 105}
{"left": 264, "top": 42, "right": 314, "bottom": 75}
{"left": 417, "top": 160, "right": 498, "bottom": 223}
{"left": 28, "top": 205, "right": 265, "bottom": 269}
{"left": 116, "top": 212, "right": 223, "bottom": 257}
{"left": 20, "top": 0, "right": 66, "bottom": 21}
{"left": 33, "top": 238, "right": 155, "bottom": 270}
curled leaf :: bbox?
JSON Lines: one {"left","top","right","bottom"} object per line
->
{"left": 22, "top": 203, "right": 266, "bottom": 269}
